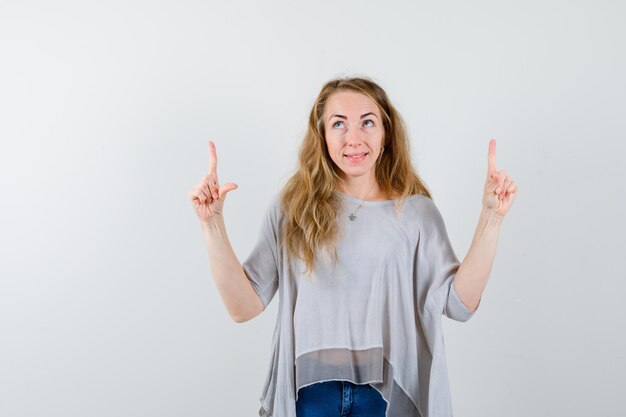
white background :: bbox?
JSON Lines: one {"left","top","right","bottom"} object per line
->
{"left": 1, "top": 1, "right": 624, "bottom": 416}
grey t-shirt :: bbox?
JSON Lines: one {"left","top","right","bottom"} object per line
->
{"left": 242, "top": 190, "right": 481, "bottom": 417}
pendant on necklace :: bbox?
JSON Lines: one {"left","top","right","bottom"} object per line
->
{"left": 349, "top": 213, "right": 356, "bottom": 221}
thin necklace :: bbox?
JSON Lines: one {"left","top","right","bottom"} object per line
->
{"left": 347, "top": 182, "right": 376, "bottom": 221}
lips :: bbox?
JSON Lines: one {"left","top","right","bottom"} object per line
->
{"left": 344, "top": 152, "right": 369, "bottom": 163}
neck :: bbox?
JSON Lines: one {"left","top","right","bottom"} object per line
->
{"left": 339, "top": 173, "right": 380, "bottom": 200}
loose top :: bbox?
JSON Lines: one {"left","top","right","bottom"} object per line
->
{"left": 242, "top": 190, "right": 481, "bottom": 417}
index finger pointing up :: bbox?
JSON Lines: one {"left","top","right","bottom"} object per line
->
{"left": 208, "top": 140, "right": 218, "bottom": 175}
{"left": 488, "top": 139, "right": 497, "bottom": 178}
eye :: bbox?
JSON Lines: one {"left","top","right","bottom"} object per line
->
{"left": 332, "top": 120, "right": 344, "bottom": 129}
{"left": 363, "top": 119, "right": 375, "bottom": 127}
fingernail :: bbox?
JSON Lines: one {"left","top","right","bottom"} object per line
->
{"left": 496, "top": 187, "right": 501, "bottom": 193}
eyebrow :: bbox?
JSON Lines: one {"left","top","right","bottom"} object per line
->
{"left": 329, "top": 112, "right": 378, "bottom": 121}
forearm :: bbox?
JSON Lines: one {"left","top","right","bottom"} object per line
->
{"left": 200, "top": 216, "right": 264, "bottom": 322}
{"left": 454, "top": 209, "right": 503, "bottom": 312}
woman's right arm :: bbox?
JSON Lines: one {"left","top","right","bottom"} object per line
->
{"left": 199, "top": 215, "right": 265, "bottom": 323}
{"left": 189, "top": 140, "right": 264, "bottom": 323}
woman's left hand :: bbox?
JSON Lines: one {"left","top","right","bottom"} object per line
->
{"left": 482, "top": 139, "right": 518, "bottom": 218}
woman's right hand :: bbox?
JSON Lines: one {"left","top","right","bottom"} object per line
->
{"left": 189, "top": 140, "right": 238, "bottom": 223}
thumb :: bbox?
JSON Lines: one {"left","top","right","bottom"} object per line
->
{"left": 486, "top": 173, "right": 499, "bottom": 194}
{"left": 218, "top": 183, "right": 238, "bottom": 200}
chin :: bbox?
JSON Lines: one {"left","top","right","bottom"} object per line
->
{"left": 341, "top": 166, "right": 373, "bottom": 176}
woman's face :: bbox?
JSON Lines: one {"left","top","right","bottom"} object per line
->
{"left": 323, "top": 90, "right": 384, "bottom": 182}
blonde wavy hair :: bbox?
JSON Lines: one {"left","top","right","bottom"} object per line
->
{"left": 278, "top": 76, "right": 432, "bottom": 277}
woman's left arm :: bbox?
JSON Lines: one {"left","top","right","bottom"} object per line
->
{"left": 454, "top": 139, "right": 518, "bottom": 312}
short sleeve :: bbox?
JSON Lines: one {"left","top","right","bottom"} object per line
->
{"left": 241, "top": 196, "right": 281, "bottom": 310}
{"left": 419, "top": 198, "right": 480, "bottom": 322}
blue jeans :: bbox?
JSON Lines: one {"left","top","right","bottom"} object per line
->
{"left": 296, "top": 380, "right": 388, "bottom": 417}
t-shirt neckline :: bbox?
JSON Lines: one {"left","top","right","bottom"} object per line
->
{"left": 335, "top": 190, "right": 422, "bottom": 206}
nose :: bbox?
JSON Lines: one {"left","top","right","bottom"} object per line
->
{"left": 345, "top": 124, "right": 364, "bottom": 145}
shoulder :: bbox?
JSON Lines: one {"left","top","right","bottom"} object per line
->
{"left": 403, "top": 194, "right": 448, "bottom": 237}
{"left": 265, "top": 191, "right": 286, "bottom": 227}
{"left": 404, "top": 193, "right": 438, "bottom": 216}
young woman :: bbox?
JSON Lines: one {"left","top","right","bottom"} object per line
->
{"left": 189, "top": 76, "right": 517, "bottom": 417}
